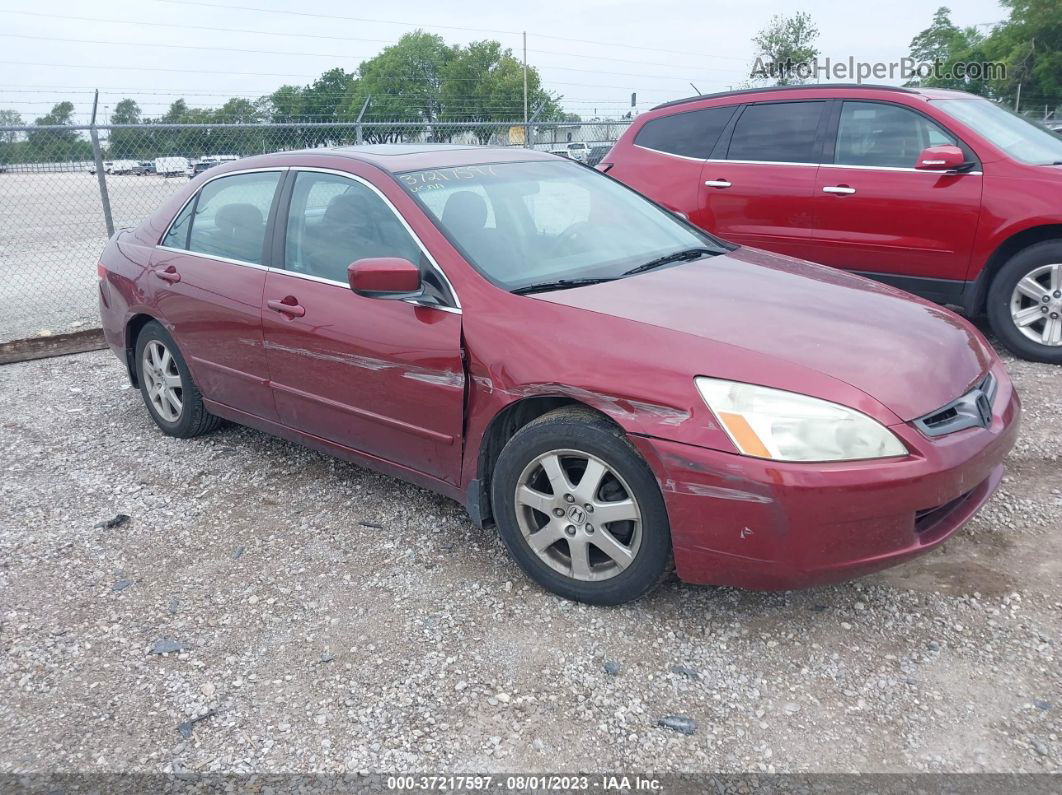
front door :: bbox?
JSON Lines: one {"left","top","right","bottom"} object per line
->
{"left": 805, "top": 100, "right": 983, "bottom": 287}
{"left": 260, "top": 169, "right": 465, "bottom": 483}
{"left": 699, "top": 100, "right": 826, "bottom": 257}
{"left": 152, "top": 169, "right": 284, "bottom": 419}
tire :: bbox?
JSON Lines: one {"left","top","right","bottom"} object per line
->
{"left": 986, "top": 240, "right": 1062, "bottom": 363}
{"left": 491, "top": 406, "right": 672, "bottom": 605}
{"left": 134, "top": 320, "right": 221, "bottom": 438}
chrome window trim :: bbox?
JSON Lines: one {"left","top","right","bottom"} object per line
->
{"left": 156, "top": 245, "right": 270, "bottom": 270}
{"left": 820, "top": 162, "right": 983, "bottom": 175}
{"left": 633, "top": 144, "right": 707, "bottom": 162}
{"left": 154, "top": 165, "right": 462, "bottom": 314}
{"left": 705, "top": 158, "right": 819, "bottom": 168}
{"left": 287, "top": 166, "right": 462, "bottom": 311}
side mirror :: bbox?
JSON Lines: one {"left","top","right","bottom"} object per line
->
{"left": 347, "top": 257, "right": 422, "bottom": 299}
{"left": 915, "top": 145, "right": 966, "bottom": 171}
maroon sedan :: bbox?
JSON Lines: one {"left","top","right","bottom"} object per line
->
{"left": 98, "top": 145, "right": 1020, "bottom": 604}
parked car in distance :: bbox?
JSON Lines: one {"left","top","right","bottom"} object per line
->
{"left": 140, "top": 160, "right": 156, "bottom": 175}
{"left": 187, "top": 154, "right": 241, "bottom": 177}
{"left": 98, "top": 145, "right": 1019, "bottom": 604}
{"left": 586, "top": 145, "right": 612, "bottom": 167}
{"left": 546, "top": 142, "right": 591, "bottom": 162}
{"left": 155, "top": 156, "right": 190, "bottom": 177}
{"left": 108, "top": 159, "right": 142, "bottom": 175}
{"left": 88, "top": 160, "right": 113, "bottom": 175}
{"left": 601, "top": 84, "right": 1062, "bottom": 363}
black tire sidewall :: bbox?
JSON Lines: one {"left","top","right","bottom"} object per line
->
{"left": 492, "top": 413, "right": 671, "bottom": 605}
{"left": 134, "top": 321, "right": 200, "bottom": 437}
{"left": 987, "top": 241, "right": 1062, "bottom": 364}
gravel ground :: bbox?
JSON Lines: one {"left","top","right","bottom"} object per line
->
{"left": 0, "top": 172, "right": 185, "bottom": 343}
{"left": 0, "top": 345, "right": 1059, "bottom": 775}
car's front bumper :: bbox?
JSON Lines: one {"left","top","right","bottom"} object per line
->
{"left": 631, "top": 364, "right": 1021, "bottom": 590}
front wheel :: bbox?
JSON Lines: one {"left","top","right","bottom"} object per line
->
{"left": 987, "top": 241, "right": 1062, "bottom": 363}
{"left": 491, "top": 407, "right": 672, "bottom": 605}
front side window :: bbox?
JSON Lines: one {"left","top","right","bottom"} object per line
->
{"left": 634, "top": 106, "right": 736, "bottom": 159}
{"left": 727, "top": 101, "right": 825, "bottom": 163}
{"left": 934, "top": 97, "right": 1062, "bottom": 165}
{"left": 283, "top": 172, "right": 422, "bottom": 283}
{"left": 835, "top": 101, "right": 958, "bottom": 168}
{"left": 400, "top": 160, "right": 724, "bottom": 291}
{"left": 185, "top": 171, "right": 281, "bottom": 264}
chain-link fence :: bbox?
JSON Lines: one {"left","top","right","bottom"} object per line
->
{"left": 0, "top": 119, "right": 630, "bottom": 344}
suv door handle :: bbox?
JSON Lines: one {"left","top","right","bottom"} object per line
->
{"left": 704, "top": 179, "right": 732, "bottom": 188}
{"left": 154, "top": 266, "right": 181, "bottom": 283}
{"left": 822, "top": 185, "right": 856, "bottom": 195}
{"left": 267, "top": 297, "right": 306, "bottom": 318}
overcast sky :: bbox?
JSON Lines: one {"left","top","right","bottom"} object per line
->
{"left": 0, "top": 0, "right": 1006, "bottom": 124}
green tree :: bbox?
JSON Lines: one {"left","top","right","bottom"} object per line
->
{"left": 984, "top": 0, "right": 1062, "bottom": 110}
{"left": 750, "top": 12, "right": 820, "bottom": 85}
{"left": 28, "top": 101, "right": 89, "bottom": 161}
{"left": 347, "top": 31, "right": 456, "bottom": 142}
{"left": 905, "top": 8, "right": 989, "bottom": 94}
{"left": 0, "top": 109, "right": 23, "bottom": 143}
{"left": 440, "top": 40, "right": 564, "bottom": 143}
{"left": 108, "top": 99, "right": 143, "bottom": 158}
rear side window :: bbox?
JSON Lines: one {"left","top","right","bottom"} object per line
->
{"left": 162, "top": 200, "right": 194, "bottom": 249}
{"left": 727, "top": 101, "right": 825, "bottom": 163}
{"left": 635, "top": 106, "right": 735, "bottom": 159}
{"left": 835, "top": 101, "right": 958, "bottom": 168}
{"left": 186, "top": 172, "right": 282, "bottom": 265}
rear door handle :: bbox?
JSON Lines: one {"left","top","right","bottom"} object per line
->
{"left": 267, "top": 297, "right": 306, "bottom": 318}
{"left": 822, "top": 185, "right": 856, "bottom": 195}
{"left": 704, "top": 179, "right": 731, "bottom": 188}
{"left": 154, "top": 266, "right": 181, "bottom": 283}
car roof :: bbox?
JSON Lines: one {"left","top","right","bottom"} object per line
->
{"left": 651, "top": 83, "right": 976, "bottom": 111}
{"left": 278, "top": 143, "right": 560, "bottom": 173}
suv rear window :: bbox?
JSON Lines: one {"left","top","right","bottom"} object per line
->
{"left": 727, "top": 101, "right": 825, "bottom": 163}
{"left": 634, "top": 106, "right": 736, "bottom": 159}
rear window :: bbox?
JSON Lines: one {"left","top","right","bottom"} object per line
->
{"left": 634, "top": 106, "right": 736, "bottom": 159}
{"left": 727, "top": 101, "right": 825, "bottom": 163}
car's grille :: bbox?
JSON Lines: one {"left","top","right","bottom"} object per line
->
{"left": 913, "top": 372, "right": 996, "bottom": 437}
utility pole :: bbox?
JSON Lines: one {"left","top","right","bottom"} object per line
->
{"left": 89, "top": 89, "right": 114, "bottom": 237}
{"left": 522, "top": 31, "right": 528, "bottom": 129}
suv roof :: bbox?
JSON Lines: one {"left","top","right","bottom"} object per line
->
{"left": 651, "top": 83, "right": 971, "bottom": 111}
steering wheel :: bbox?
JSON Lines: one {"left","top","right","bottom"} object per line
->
{"left": 550, "top": 221, "right": 597, "bottom": 256}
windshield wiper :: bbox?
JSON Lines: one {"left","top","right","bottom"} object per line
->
{"left": 511, "top": 277, "right": 618, "bottom": 295}
{"left": 622, "top": 247, "right": 718, "bottom": 276}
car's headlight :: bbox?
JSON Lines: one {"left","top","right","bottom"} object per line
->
{"left": 695, "top": 377, "right": 908, "bottom": 462}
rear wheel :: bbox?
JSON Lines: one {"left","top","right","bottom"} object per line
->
{"left": 134, "top": 321, "right": 221, "bottom": 438}
{"left": 491, "top": 407, "right": 672, "bottom": 605}
{"left": 987, "top": 241, "right": 1062, "bottom": 363}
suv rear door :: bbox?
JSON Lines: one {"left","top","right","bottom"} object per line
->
{"left": 700, "top": 100, "right": 827, "bottom": 256}
{"left": 805, "top": 100, "right": 983, "bottom": 298}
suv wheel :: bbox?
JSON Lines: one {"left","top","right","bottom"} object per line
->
{"left": 491, "top": 407, "right": 672, "bottom": 605}
{"left": 134, "top": 320, "right": 221, "bottom": 438}
{"left": 987, "top": 241, "right": 1062, "bottom": 363}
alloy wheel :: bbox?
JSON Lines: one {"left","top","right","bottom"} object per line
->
{"left": 513, "top": 449, "right": 642, "bottom": 582}
{"left": 1010, "top": 262, "right": 1062, "bottom": 347}
{"left": 141, "top": 339, "right": 184, "bottom": 422}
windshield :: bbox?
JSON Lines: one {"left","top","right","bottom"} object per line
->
{"left": 398, "top": 160, "right": 724, "bottom": 291}
{"left": 934, "top": 98, "right": 1062, "bottom": 165}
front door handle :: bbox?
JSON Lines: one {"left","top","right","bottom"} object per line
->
{"left": 154, "top": 266, "right": 181, "bottom": 283}
{"left": 704, "top": 179, "right": 732, "bottom": 188}
{"left": 267, "top": 297, "right": 306, "bottom": 318}
{"left": 822, "top": 185, "right": 856, "bottom": 195}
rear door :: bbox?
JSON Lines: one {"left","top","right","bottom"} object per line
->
{"left": 152, "top": 169, "right": 284, "bottom": 419}
{"left": 699, "top": 100, "right": 827, "bottom": 256}
{"left": 608, "top": 104, "right": 736, "bottom": 225}
{"left": 806, "top": 100, "right": 983, "bottom": 292}
{"left": 260, "top": 168, "right": 465, "bottom": 483}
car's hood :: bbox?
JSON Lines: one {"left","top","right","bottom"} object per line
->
{"left": 532, "top": 246, "right": 994, "bottom": 422}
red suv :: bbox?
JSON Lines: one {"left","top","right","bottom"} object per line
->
{"left": 602, "top": 84, "right": 1062, "bottom": 363}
